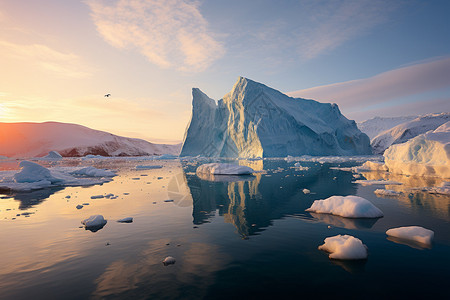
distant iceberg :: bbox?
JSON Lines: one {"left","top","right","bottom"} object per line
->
{"left": 180, "top": 77, "right": 371, "bottom": 158}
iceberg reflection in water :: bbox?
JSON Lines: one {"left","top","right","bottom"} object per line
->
{"left": 0, "top": 158, "right": 449, "bottom": 299}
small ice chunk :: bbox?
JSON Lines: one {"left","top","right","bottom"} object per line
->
{"left": 14, "top": 161, "right": 64, "bottom": 184}
{"left": 117, "top": 217, "right": 133, "bottom": 223}
{"left": 70, "top": 166, "right": 115, "bottom": 177}
{"left": 318, "top": 235, "right": 368, "bottom": 260}
{"left": 81, "top": 215, "right": 107, "bottom": 228}
{"left": 306, "top": 195, "right": 383, "bottom": 218}
{"left": 163, "top": 256, "right": 176, "bottom": 266}
{"left": 303, "top": 188, "right": 311, "bottom": 194}
{"left": 196, "top": 163, "right": 254, "bottom": 175}
{"left": 374, "top": 189, "right": 402, "bottom": 196}
{"left": 42, "top": 151, "right": 63, "bottom": 159}
{"left": 386, "top": 226, "right": 434, "bottom": 245}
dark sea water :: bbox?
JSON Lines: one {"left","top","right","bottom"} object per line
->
{"left": 0, "top": 158, "right": 449, "bottom": 299}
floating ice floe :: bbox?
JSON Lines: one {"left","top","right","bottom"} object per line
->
{"left": 306, "top": 195, "right": 383, "bottom": 218}
{"left": 135, "top": 165, "right": 163, "bottom": 170}
{"left": 294, "top": 162, "right": 310, "bottom": 171}
{"left": 285, "top": 155, "right": 382, "bottom": 164}
{"left": 0, "top": 161, "right": 115, "bottom": 192}
{"left": 427, "top": 181, "right": 450, "bottom": 195}
{"left": 196, "top": 163, "right": 254, "bottom": 175}
{"left": 353, "top": 179, "right": 402, "bottom": 186}
{"left": 81, "top": 215, "right": 107, "bottom": 231}
{"left": 318, "top": 235, "right": 368, "bottom": 260}
{"left": 386, "top": 226, "right": 434, "bottom": 245}
{"left": 374, "top": 189, "right": 402, "bottom": 196}
{"left": 70, "top": 166, "right": 116, "bottom": 177}
{"left": 163, "top": 256, "right": 176, "bottom": 266}
{"left": 302, "top": 188, "right": 311, "bottom": 194}
{"left": 117, "top": 217, "right": 133, "bottom": 223}
{"left": 153, "top": 154, "right": 178, "bottom": 160}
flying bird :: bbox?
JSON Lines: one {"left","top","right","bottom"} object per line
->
{"left": 104, "top": 93, "right": 111, "bottom": 98}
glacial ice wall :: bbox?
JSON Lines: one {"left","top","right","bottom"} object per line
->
{"left": 180, "top": 77, "right": 371, "bottom": 158}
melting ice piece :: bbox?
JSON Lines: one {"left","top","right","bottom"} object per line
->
{"left": 306, "top": 195, "right": 383, "bottom": 218}
{"left": 117, "top": 217, "right": 133, "bottom": 223}
{"left": 196, "top": 163, "right": 254, "bottom": 175}
{"left": 302, "top": 188, "right": 311, "bottom": 194}
{"left": 318, "top": 235, "right": 368, "bottom": 260}
{"left": 163, "top": 256, "right": 176, "bottom": 266}
{"left": 386, "top": 226, "right": 434, "bottom": 245}
{"left": 81, "top": 215, "right": 107, "bottom": 231}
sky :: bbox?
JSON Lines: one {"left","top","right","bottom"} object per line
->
{"left": 0, "top": 0, "right": 449, "bottom": 144}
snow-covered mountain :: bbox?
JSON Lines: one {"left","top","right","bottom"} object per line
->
{"left": 357, "top": 116, "right": 417, "bottom": 140}
{"left": 370, "top": 113, "right": 450, "bottom": 154}
{"left": 180, "top": 77, "right": 371, "bottom": 158}
{"left": 0, "top": 122, "right": 181, "bottom": 158}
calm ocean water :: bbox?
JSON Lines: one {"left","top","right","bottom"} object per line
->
{"left": 0, "top": 158, "right": 449, "bottom": 299}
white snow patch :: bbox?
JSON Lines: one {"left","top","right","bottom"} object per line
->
{"left": 196, "top": 163, "right": 254, "bottom": 175}
{"left": 81, "top": 215, "right": 107, "bottom": 228}
{"left": 386, "top": 226, "right": 434, "bottom": 245}
{"left": 318, "top": 235, "right": 368, "bottom": 260}
{"left": 306, "top": 195, "right": 383, "bottom": 218}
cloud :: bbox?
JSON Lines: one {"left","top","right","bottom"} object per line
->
{"left": 86, "top": 0, "right": 225, "bottom": 72}
{"left": 294, "top": 0, "right": 399, "bottom": 59}
{"left": 288, "top": 56, "right": 450, "bottom": 118}
{"left": 0, "top": 40, "right": 93, "bottom": 78}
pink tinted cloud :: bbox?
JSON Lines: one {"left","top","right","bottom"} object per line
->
{"left": 288, "top": 56, "right": 450, "bottom": 111}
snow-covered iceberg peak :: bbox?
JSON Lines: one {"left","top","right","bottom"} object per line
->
{"left": 384, "top": 121, "right": 450, "bottom": 178}
{"left": 180, "top": 77, "right": 371, "bottom": 158}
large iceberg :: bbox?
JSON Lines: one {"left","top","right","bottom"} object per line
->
{"left": 384, "top": 121, "right": 450, "bottom": 178}
{"left": 371, "top": 113, "right": 449, "bottom": 154}
{"left": 180, "top": 77, "right": 371, "bottom": 158}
